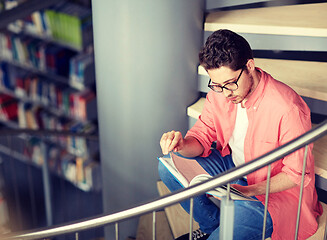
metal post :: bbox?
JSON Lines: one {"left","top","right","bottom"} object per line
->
{"left": 189, "top": 197, "right": 194, "bottom": 240}
{"left": 295, "top": 145, "right": 309, "bottom": 240}
{"left": 219, "top": 183, "right": 234, "bottom": 239}
{"left": 27, "top": 163, "right": 37, "bottom": 227}
{"left": 262, "top": 164, "right": 272, "bottom": 240}
{"left": 8, "top": 136, "right": 22, "bottom": 230}
{"left": 152, "top": 211, "right": 156, "bottom": 240}
{"left": 323, "top": 213, "right": 327, "bottom": 240}
{"left": 41, "top": 142, "right": 53, "bottom": 226}
{"left": 115, "top": 222, "right": 119, "bottom": 240}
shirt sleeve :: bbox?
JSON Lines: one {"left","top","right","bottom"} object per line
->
{"left": 280, "top": 107, "right": 313, "bottom": 187}
{"left": 185, "top": 95, "right": 218, "bottom": 157}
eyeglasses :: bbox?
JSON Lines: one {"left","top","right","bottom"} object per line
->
{"left": 208, "top": 66, "right": 245, "bottom": 93}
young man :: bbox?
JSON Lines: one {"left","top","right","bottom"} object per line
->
{"left": 158, "top": 29, "right": 322, "bottom": 240}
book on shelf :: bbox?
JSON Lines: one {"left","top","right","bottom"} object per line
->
{"left": 16, "top": 98, "right": 96, "bottom": 136}
{"left": 22, "top": 137, "right": 45, "bottom": 166}
{"left": 45, "top": 44, "right": 75, "bottom": 77}
{"left": 15, "top": 76, "right": 25, "bottom": 97}
{"left": 0, "top": 93, "right": 18, "bottom": 121}
{"left": 0, "top": 61, "right": 98, "bottom": 121}
{"left": 67, "top": 121, "right": 89, "bottom": 156}
{"left": 5, "top": 1, "right": 92, "bottom": 50}
{"left": 1, "top": 33, "right": 96, "bottom": 92}
{"left": 0, "top": 93, "right": 15, "bottom": 105}
{"left": 72, "top": 89, "right": 97, "bottom": 121}
{"left": 158, "top": 152, "right": 257, "bottom": 201}
{"left": 17, "top": 103, "right": 40, "bottom": 129}
{"left": 0, "top": 63, "right": 13, "bottom": 90}
{"left": 84, "top": 159, "right": 102, "bottom": 191}
{"left": 0, "top": 32, "right": 75, "bottom": 77}
{"left": 60, "top": 154, "right": 100, "bottom": 191}
{"left": 2, "top": 0, "right": 22, "bottom": 11}
{"left": 20, "top": 136, "right": 100, "bottom": 191}
{"left": 0, "top": 117, "right": 99, "bottom": 191}
{"left": 0, "top": 33, "right": 13, "bottom": 60}
{"left": 75, "top": 156, "right": 84, "bottom": 183}
{"left": 43, "top": 2, "right": 92, "bottom": 49}
{"left": 69, "top": 52, "right": 95, "bottom": 89}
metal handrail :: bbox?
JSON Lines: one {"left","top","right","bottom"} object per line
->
{"left": 3, "top": 120, "right": 327, "bottom": 240}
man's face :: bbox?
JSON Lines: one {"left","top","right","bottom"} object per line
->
{"left": 207, "top": 65, "right": 254, "bottom": 104}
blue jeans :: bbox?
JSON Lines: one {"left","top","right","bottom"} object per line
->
{"left": 158, "top": 149, "right": 273, "bottom": 240}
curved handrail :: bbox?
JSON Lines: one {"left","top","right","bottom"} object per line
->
{"left": 3, "top": 120, "right": 327, "bottom": 240}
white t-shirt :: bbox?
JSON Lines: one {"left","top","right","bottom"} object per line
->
{"left": 228, "top": 103, "right": 249, "bottom": 167}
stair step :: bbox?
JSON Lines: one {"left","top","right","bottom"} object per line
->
{"left": 205, "top": 0, "right": 273, "bottom": 11}
{"left": 157, "top": 181, "right": 199, "bottom": 239}
{"left": 136, "top": 211, "right": 173, "bottom": 240}
{"left": 314, "top": 135, "right": 327, "bottom": 181}
{"left": 187, "top": 98, "right": 327, "bottom": 182}
{"left": 198, "top": 59, "right": 327, "bottom": 102}
{"left": 205, "top": 3, "right": 327, "bottom": 37}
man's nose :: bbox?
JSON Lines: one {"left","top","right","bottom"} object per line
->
{"left": 223, "top": 88, "right": 233, "bottom": 98}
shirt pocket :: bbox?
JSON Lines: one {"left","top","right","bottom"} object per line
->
{"left": 253, "top": 137, "right": 279, "bottom": 159}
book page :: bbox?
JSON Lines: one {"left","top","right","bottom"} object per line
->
{"left": 189, "top": 174, "right": 227, "bottom": 197}
{"left": 158, "top": 155, "right": 189, "bottom": 187}
{"left": 189, "top": 174, "right": 212, "bottom": 186}
{"left": 188, "top": 168, "right": 258, "bottom": 201}
{"left": 159, "top": 153, "right": 258, "bottom": 201}
{"left": 171, "top": 153, "right": 210, "bottom": 184}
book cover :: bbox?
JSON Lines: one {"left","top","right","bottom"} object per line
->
{"left": 158, "top": 152, "right": 257, "bottom": 201}
{"left": 0, "top": 98, "right": 18, "bottom": 121}
{"left": 15, "top": 77, "right": 25, "bottom": 97}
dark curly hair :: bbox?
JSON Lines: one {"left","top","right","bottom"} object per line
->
{"left": 199, "top": 29, "right": 253, "bottom": 71}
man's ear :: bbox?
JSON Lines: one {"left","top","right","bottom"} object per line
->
{"left": 246, "top": 59, "right": 256, "bottom": 73}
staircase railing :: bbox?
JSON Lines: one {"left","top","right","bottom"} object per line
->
{"left": 2, "top": 120, "right": 327, "bottom": 240}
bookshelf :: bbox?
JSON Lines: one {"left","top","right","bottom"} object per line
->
{"left": 0, "top": 0, "right": 101, "bottom": 232}
{"left": 0, "top": 0, "right": 97, "bottom": 189}
{"left": 0, "top": 0, "right": 58, "bottom": 30}
{"left": 0, "top": 135, "right": 100, "bottom": 192}
{"left": 5, "top": 2, "right": 93, "bottom": 51}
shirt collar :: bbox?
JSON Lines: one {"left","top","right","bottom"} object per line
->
{"left": 243, "top": 67, "right": 267, "bottom": 110}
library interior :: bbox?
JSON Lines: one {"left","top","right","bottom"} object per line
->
{"left": 0, "top": 0, "right": 326, "bottom": 240}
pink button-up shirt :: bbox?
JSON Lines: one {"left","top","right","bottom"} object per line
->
{"left": 186, "top": 68, "right": 322, "bottom": 239}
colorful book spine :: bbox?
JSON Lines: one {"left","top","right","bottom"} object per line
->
{"left": 0, "top": 33, "right": 76, "bottom": 77}
{"left": 69, "top": 52, "right": 94, "bottom": 89}
{"left": 43, "top": 2, "right": 92, "bottom": 49}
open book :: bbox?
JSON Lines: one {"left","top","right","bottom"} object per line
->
{"left": 158, "top": 152, "right": 257, "bottom": 201}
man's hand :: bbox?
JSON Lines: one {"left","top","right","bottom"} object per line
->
{"left": 160, "top": 131, "right": 184, "bottom": 155}
{"left": 231, "top": 184, "right": 253, "bottom": 197}
{"left": 231, "top": 172, "right": 297, "bottom": 197}
{"left": 160, "top": 132, "right": 204, "bottom": 157}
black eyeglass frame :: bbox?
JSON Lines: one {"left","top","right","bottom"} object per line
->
{"left": 208, "top": 66, "right": 245, "bottom": 93}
